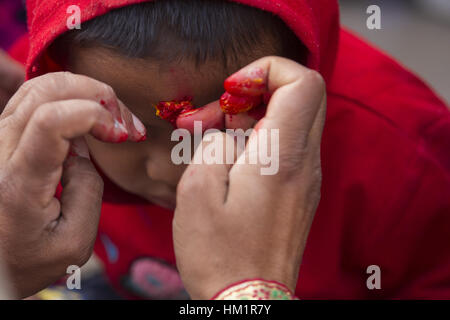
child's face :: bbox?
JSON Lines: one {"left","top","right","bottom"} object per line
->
{"left": 68, "top": 46, "right": 274, "bottom": 209}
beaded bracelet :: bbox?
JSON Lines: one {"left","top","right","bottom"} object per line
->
{"left": 211, "top": 279, "right": 298, "bottom": 300}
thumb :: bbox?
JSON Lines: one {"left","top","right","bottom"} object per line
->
{"left": 176, "top": 131, "right": 239, "bottom": 214}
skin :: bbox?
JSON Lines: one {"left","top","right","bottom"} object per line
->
{"left": 0, "top": 40, "right": 326, "bottom": 299}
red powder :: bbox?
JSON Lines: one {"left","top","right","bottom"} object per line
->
{"left": 154, "top": 96, "right": 195, "bottom": 125}
{"left": 220, "top": 67, "right": 267, "bottom": 115}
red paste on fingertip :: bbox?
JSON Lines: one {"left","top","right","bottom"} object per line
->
{"left": 224, "top": 67, "right": 267, "bottom": 96}
{"left": 220, "top": 67, "right": 268, "bottom": 115}
{"left": 220, "top": 92, "right": 262, "bottom": 115}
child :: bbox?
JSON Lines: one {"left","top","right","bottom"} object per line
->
{"left": 6, "top": 0, "right": 450, "bottom": 299}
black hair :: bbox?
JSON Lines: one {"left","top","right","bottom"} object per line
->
{"left": 56, "top": 0, "right": 306, "bottom": 68}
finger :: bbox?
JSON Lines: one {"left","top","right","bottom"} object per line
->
{"left": 220, "top": 92, "right": 262, "bottom": 114}
{"left": 52, "top": 137, "right": 103, "bottom": 264}
{"left": 10, "top": 99, "right": 128, "bottom": 201}
{"left": 176, "top": 100, "right": 224, "bottom": 133}
{"left": 227, "top": 57, "right": 326, "bottom": 188}
{"left": 0, "top": 50, "right": 24, "bottom": 94}
{"left": 118, "top": 98, "right": 147, "bottom": 141}
{"left": 176, "top": 131, "right": 237, "bottom": 213}
{"left": 224, "top": 56, "right": 326, "bottom": 141}
{"left": 1, "top": 72, "right": 146, "bottom": 143}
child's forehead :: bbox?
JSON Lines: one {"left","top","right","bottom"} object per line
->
{"left": 68, "top": 44, "right": 273, "bottom": 106}
{"left": 68, "top": 46, "right": 231, "bottom": 105}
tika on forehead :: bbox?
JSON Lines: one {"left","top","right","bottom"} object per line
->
{"left": 154, "top": 97, "right": 195, "bottom": 126}
{"left": 155, "top": 67, "right": 268, "bottom": 126}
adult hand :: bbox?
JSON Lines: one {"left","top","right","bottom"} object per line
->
{"left": 173, "top": 56, "right": 326, "bottom": 299}
{"left": 0, "top": 72, "right": 146, "bottom": 298}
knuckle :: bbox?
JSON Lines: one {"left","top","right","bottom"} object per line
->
{"left": 16, "top": 72, "right": 73, "bottom": 98}
{"left": 31, "top": 103, "right": 59, "bottom": 132}
{"left": 28, "top": 72, "right": 66, "bottom": 93}
{"left": 266, "top": 55, "right": 281, "bottom": 63}
{"left": 63, "top": 238, "right": 94, "bottom": 267}
{"left": 277, "top": 144, "right": 308, "bottom": 177}
{"left": 303, "top": 70, "right": 326, "bottom": 93}
{"left": 278, "top": 153, "right": 303, "bottom": 177}
{"left": 101, "top": 83, "right": 116, "bottom": 99}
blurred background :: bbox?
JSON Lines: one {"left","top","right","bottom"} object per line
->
{"left": 339, "top": 0, "right": 450, "bottom": 102}
{"left": 1, "top": 0, "right": 449, "bottom": 102}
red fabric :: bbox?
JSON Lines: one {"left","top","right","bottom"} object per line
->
{"left": 9, "top": 0, "right": 450, "bottom": 299}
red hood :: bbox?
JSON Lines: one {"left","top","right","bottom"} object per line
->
{"left": 25, "top": 0, "right": 340, "bottom": 81}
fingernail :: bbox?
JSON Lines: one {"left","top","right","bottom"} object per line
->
{"left": 114, "top": 119, "right": 129, "bottom": 142}
{"left": 132, "top": 114, "right": 147, "bottom": 137}
{"left": 70, "top": 138, "right": 90, "bottom": 159}
{"left": 220, "top": 92, "right": 262, "bottom": 115}
{"left": 100, "top": 99, "right": 125, "bottom": 125}
{"left": 178, "top": 108, "right": 201, "bottom": 117}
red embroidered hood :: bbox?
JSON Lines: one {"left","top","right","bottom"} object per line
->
{"left": 24, "top": 0, "right": 340, "bottom": 82}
